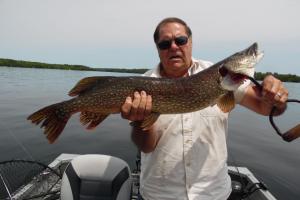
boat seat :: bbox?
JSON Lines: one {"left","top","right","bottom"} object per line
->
{"left": 60, "top": 154, "right": 132, "bottom": 200}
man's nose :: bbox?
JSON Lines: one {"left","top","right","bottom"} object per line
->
{"left": 170, "top": 41, "right": 180, "bottom": 50}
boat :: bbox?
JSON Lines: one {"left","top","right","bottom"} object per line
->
{"left": 0, "top": 153, "right": 277, "bottom": 200}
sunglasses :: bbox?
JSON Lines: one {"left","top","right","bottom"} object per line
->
{"left": 157, "top": 36, "right": 189, "bottom": 50}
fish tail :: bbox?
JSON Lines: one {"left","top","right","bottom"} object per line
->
{"left": 27, "top": 102, "right": 71, "bottom": 143}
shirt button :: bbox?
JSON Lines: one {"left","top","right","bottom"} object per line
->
{"left": 186, "top": 162, "right": 191, "bottom": 167}
{"left": 183, "top": 129, "right": 192, "bottom": 133}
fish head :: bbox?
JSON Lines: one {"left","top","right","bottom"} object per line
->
{"left": 219, "top": 42, "right": 264, "bottom": 91}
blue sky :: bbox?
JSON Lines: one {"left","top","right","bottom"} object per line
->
{"left": 1, "top": 0, "right": 299, "bottom": 75}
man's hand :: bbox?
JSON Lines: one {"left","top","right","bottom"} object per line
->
{"left": 122, "top": 91, "right": 157, "bottom": 153}
{"left": 121, "top": 91, "right": 152, "bottom": 122}
{"left": 260, "top": 75, "right": 288, "bottom": 110}
{"left": 241, "top": 75, "right": 289, "bottom": 116}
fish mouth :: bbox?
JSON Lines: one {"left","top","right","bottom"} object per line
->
{"left": 219, "top": 67, "right": 248, "bottom": 84}
{"left": 219, "top": 42, "right": 264, "bottom": 83}
{"left": 219, "top": 67, "right": 249, "bottom": 91}
{"left": 229, "top": 72, "right": 248, "bottom": 84}
{"left": 218, "top": 42, "right": 264, "bottom": 91}
{"left": 244, "top": 42, "right": 264, "bottom": 63}
{"left": 246, "top": 42, "right": 258, "bottom": 56}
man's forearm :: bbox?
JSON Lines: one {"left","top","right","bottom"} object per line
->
{"left": 131, "top": 125, "right": 158, "bottom": 153}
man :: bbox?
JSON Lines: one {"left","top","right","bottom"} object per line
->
{"left": 121, "top": 17, "right": 288, "bottom": 200}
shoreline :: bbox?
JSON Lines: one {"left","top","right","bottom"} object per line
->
{"left": 0, "top": 58, "right": 148, "bottom": 74}
{"left": 1, "top": 58, "right": 299, "bottom": 81}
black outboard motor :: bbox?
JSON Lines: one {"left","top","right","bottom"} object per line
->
{"left": 60, "top": 154, "right": 132, "bottom": 200}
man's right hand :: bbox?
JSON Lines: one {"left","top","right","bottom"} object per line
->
{"left": 121, "top": 91, "right": 152, "bottom": 122}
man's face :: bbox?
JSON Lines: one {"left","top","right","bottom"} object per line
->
{"left": 157, "top": 22, "right": 192, "bottom": 78}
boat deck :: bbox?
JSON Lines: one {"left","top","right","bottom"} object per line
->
{"left": 0, "top": 154, "right": 276, "bottom": 200}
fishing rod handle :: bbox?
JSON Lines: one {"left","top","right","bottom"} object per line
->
{"left": 270, "top": 99, "right": 300, "bottom": 142}
{"left": 247, "top": 75, "right": 300, "bottom": 142}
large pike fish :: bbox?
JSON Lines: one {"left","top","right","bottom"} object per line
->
{"left": 28, "top": 43, "right": 263, "bottom": 143}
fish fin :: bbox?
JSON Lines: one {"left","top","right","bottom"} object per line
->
{"left": 140, "top": 113, "right": 160, "bottom": 129}
{"left": 27, "top": 103, "right": 71, "bottom": 144}
{"left": 217, "top": 91, "right": 235, "bottom": 113}
{"left": 68, "top": 76, "right": 113, "bottom": 97}
{"left": 80, "top": 111, "right": 108, "bottom": 130}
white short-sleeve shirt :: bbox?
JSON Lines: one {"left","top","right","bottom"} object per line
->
{"left": 139, "top": 59, "right": 251, "bottom": 200}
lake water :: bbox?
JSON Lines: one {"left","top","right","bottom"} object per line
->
{"left": 0, "top": 67, "right": 299, "bottom": 199}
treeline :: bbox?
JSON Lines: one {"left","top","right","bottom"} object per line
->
{"left": 0, "top": 58, "right": 299, "bottom": 81}
{"left": 255, "top": 72, "right": 300, "bottom": 82}
{"left": 94, "top": 68, "right": 148, "bottom": 74}
{"left": 0, "top": 58, "right": 149, "bottom": 74}
{"left": 0, "top": 58, "right": 91, "bottom": 71}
